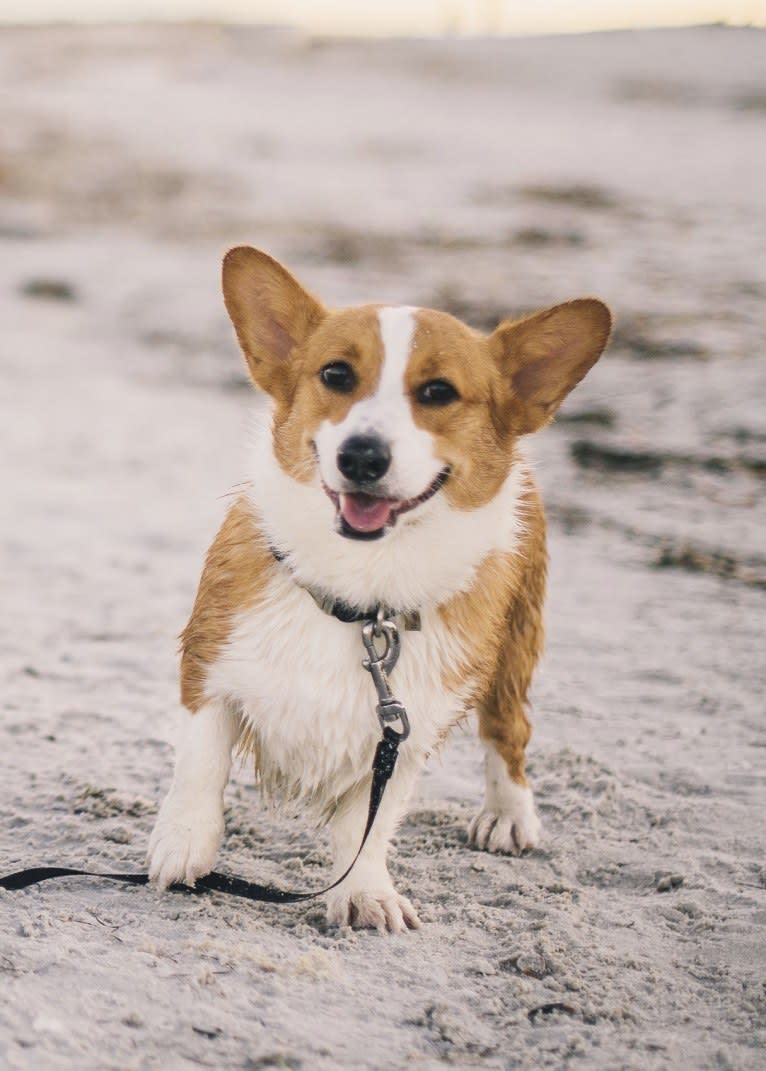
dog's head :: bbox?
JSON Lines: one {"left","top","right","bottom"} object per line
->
{"left": 223, "top": 247, "right": 610, "bottom": 604}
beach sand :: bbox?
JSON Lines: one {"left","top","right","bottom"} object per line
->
{"left": 1, "top": 22, "right": 764, "bottom": 1070}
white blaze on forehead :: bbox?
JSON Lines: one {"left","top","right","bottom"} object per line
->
{"left": 376, "top": 305, "right": 417, "bottom": 403}
{"left": 315, "top": 304, "right": 444, "bottom": 500}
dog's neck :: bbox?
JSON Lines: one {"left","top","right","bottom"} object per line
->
{"left": 268, "top": 544, "right": 421, "bottom": 629}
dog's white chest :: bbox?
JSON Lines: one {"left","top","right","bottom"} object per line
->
{"left": 206, "top": 571, "right": 470, "bottom": 811}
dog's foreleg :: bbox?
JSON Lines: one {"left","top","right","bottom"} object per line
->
{"left": 468, "top": 506, "right": 545, "bottom": 855}
{"left": 469, "top": 670, "right": 543, "bottom": 855}
{"left": 147, "top": 698, "right": 241, "bottom": 889}
{"left": 468, "top": 722, "right": 542, "bottom": 854}
{"left": 326, "top": 752, "right": 422, "bottom": 933}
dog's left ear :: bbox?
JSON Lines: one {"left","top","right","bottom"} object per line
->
{"left": 490, "top": 299, "right": 611, "bottom": 434}
{"left": 222, "top": 246, "right": 325, "bottom": 396}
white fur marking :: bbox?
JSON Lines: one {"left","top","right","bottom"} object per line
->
{"left": 315, "top": 306, "right": 442, "bottom": 502}
{"left": 203, "top": 572, "right": 470, "bottom": 929}
{"left": 207, "top": 574, "right": 472, "bottom": 813}
{"left": 325, "top": 752, "right": 423, "bottom": 931}
{"left": 250, "top": 397, "right": 529, "bottom": 613}
{"left": 377, "top": 305, "right": 416, "bottom": 400}
{"left": 147, "top": 699, "right": 241, "bottom": 889}
{"left": 468, "top": 744, "right": 541, "bottom": 854}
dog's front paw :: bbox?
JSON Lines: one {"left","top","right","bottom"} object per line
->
{"left": 327, "top": 888, "right": 421, "bottom": 934}
{"left": 147, "top": 795, "right": 224, "bottom": 890}
{"left": 468, "top": 784, "right": 541, "bottom": 855}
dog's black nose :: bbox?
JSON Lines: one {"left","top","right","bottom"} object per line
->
{"left": 337, "top": 435, "right": 391, "bottom": 484}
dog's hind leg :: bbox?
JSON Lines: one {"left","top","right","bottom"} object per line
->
{"left": 147, "top": 698, "right": 242, "bottom": 890}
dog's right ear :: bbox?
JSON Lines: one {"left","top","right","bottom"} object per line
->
{"left": 222, "top": 247, "right": 325, "bottom": 396}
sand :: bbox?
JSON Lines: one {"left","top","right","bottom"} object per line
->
{"left": 1, "top": 22, "right": 765, "bottom": 1070}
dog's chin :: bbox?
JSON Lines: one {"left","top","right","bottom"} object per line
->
{"left": 325, "top": 468, "right": 450, "bottom": 541}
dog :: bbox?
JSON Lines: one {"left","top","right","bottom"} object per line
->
{"left": 147, "top": 247, "right": 611, "bottom": 932}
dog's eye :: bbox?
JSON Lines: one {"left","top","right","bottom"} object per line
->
{"left": 415, "top": 379, "right": 460, "bottom": 406}
{"left": 319, "top": 361, "right": 357, "bottom": 394}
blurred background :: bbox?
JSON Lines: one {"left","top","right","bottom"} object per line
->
{"left": 2, "top": 0, "right": 766, "bottom": 33}
{"left": 2, "top": 4, "right": 765, "bottom": 1069}
{"left": 2, "top": 0, "right": 764, "bottom": 567}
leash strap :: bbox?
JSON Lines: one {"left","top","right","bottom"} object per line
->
{"left": 2, "top": 613, "right": 410, "bottom": 905}
{"left": 0, "top": 728, "right": 401, "bottom": 903}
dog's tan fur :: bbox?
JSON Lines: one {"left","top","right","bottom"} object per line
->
{"left": 180, "top": 499, "right": 272, "bottom": 713}
{"left": 180, "top": 249, "right": 608, "bottom": 797}
{"left": 147, "top": 248, "right": 610, "bottom": 927}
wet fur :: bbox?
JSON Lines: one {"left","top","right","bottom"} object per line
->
{"left": 148, "top": 247, "right": 611, "bottom": 931}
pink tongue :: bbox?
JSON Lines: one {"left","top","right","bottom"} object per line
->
{"left": 340, "top": 493, "right": 400, "bottom": 533}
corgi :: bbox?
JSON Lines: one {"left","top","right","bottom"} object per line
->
{"left": 147, "top": 247, "right": 611, "bottom": 932}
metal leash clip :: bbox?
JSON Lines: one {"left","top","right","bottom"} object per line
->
{"left": 361, "top": 610, "right": 411, "bottom": 741}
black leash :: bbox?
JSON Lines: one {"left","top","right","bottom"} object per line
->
{"left": 0, "top": 728, "right": 401, "bottom": 902}
{"left": 1, "top": 613, "right": 410, "bottom": 905}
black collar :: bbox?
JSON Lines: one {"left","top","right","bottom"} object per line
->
{"left": 270, "top": 546, "right": 421, "bottom": 630}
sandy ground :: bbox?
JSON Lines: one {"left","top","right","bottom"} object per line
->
{"left": 1, "top": 22, "right": 765, "bottom": 1071}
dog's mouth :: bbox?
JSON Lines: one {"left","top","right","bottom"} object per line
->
{"left": 324, "top": 468, "right": 450, "bottom": 541}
